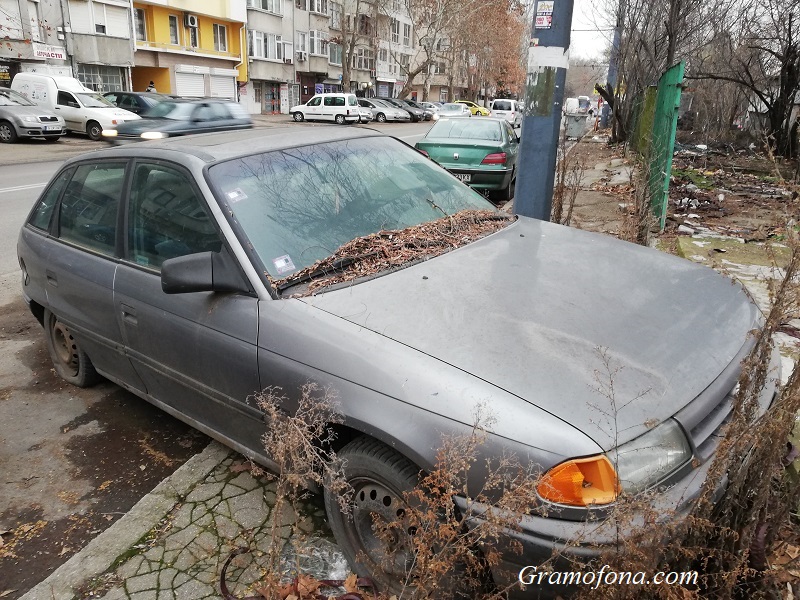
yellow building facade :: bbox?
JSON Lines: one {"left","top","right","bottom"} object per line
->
{"left": 132, "top": 0, "right": 247, "bottom": 99}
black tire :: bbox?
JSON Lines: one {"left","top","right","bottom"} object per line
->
{"left": 293, "top": 112, "right": 305, "bottom": 122}
{"left": 335, "top": 114, "right": 346, "bottom": 125}
{"left": 492, "top": 168, "right": 516, "bottom": 203}
{"left": 86, "top": 120, "right": 103, "bottom": 141}
{"left": 43, "top": 309, "right": 100, "bottom": 387}
{"left": 325, "top": 436, "right": 420, "bottom": 594}
{"left": 376, "top": 113, "right": 387, "bottom": 123}
{"left": 0, "top": 120, "right": 18, "bottom": 143}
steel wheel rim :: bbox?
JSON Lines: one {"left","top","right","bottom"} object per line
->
{"left": 349, "top": 477, "right": 413, "bottom": 579}
{"left": 52, "top": 319, "right": 79, "bottom": 375}
{"left": 0, "top": 124, "right": 10, "bottom": 142}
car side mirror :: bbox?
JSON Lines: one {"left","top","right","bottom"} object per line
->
{"left": 161, "top": 249, "right": 250, "bottom": 294}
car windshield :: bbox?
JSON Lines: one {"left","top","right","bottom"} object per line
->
{"left": 428, "top": 119, "right": 503, "bottom": 141}
{"left": 207, "top": 136, "right": 497, "bottom": 280}
{"left": 76, "top": 93, "right": 116, "bottom": 108}
{"left": 0, "top": 88, "right": 36, "bottom": 106}
{"left": 141, "top": 102, "right": 195, "bottom": 120}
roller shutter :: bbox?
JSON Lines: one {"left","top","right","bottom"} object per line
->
{"left": 175, "top": 72, "right": 205, "bottom": 98}
{"left": 209, "top": 75, "right": 235, "bottom": 99}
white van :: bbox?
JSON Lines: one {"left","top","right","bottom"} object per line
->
{"left": 11, "top": 73, "right": 140, "bottom": 140}
{"left": 289, "top": 93, "right": 360, "bottom": 124}
{"left": 489, "top": 99, "right": 522, "bottom": 128}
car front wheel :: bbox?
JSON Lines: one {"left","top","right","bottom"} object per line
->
{"left": 0, "top": 120, "right": 18, "bottom": 143}
{"left": 293, "top": 112, "right": 304, "bottom": 122}
{"left": 376, "top": 113, "right": 387, "bottom": 123}
{"left": 335, "top": 114, "right": 346, "bottom": 125}
{"left": 325, "top": 436, "right": 419, "bottom": 594}
{"left": 86, "top": 120, "right": 103, "bottom": 141}
{"left": 43, "top": 309, "right": 100, "bottom": 387}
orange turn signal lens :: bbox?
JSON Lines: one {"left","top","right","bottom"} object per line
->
{"left": 537, "top": 456, "right": 619, "bottom": 507}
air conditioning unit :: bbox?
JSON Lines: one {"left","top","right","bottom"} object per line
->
{"left": 184, "top": 14, "right": 199, "bottom": 28}
{"left": 284, "top": 56, "right": 293, "bottom": 65}
{"left": 296, "top": 51, "right": 307, "bottom": 61}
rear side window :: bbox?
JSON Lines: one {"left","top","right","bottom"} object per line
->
{"left": 348, "top": 95, "right": 357, "bottom": 106}
{"left": 127, "top": 163, "right": 221, "bottom": 270}
{"left": 59, "top": 163, "right": 126, "bottom": 256}
{"left": 29, "top": 168, "right": 72, "bottom": 231}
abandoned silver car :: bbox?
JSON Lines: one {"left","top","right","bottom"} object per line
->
{"left": 17, "top": 128, "right": 779, "bottom": 596}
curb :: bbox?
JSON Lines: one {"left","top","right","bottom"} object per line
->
{"left": 20, "top": 442, "right": 231, "bottom": 600}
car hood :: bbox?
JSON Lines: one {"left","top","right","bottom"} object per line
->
{"left": 301, "top": 217, "right": 759, "bottom": 450}
{"left": 0, "top": 105, "right": 61, "bottom": 120}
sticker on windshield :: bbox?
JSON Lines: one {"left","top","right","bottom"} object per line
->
{"left": 273, "top": 255, "right": 296, "bottom": 275}
{"left": 226, "top": 188, "right": 247, "bottom": 203}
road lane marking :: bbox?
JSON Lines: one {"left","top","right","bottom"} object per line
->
{"left": 0, "top": 183, "right": 47, "bottom": 194}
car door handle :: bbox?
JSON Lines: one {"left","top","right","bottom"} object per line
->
{"left": 46, "top": 269, "right": 57, "bottom": 287}
{"left": 121, "top": 304, "right": 138, "bottom": 326}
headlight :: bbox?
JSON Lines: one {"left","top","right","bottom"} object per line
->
{"left": 432, "top": 113, "right": 440, "bottom": 121}
{"left": 537, "top": 420, "right": 692, "bottom": 507}
{"left": 607, "top": 419, "right": 692, "bottom": 495}
{"left": 141, "top": 131, "right": 165, "bottom": 139}
{"left": 101, "top": 129, "right": 118, "bottom": 137}
{"left": 21, "top": 116, "right": 39, "bottom": 124}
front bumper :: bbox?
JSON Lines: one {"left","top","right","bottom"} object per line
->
{"left": 15, "top": 122, "right": 65, "bottom": 138}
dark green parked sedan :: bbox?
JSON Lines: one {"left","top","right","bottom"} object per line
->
{"left": 415, "top": 117, "right": 519, "bottom": 201}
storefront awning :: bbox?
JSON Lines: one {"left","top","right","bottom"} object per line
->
{"left": 376, "top": 77, "right": 395, "bottom": 83}
{"left": 322, "top": 78, "right": 341, "bottom": 85}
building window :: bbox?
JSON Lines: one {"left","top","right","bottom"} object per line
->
{"left": 357, "top": 14, "right": 372, "bottom": 36}
{"left": 309, "top": 30, "right": 328, "bottom": 56}
{"left": 296, "top": 0, "right": 306, "bottom": 9}
{"left": 353, "top": 47, "right": 374, "bottom": 71}
{"left": 308, "top": 0, "right": 327, "bottom": 14}
{"left": 439, "top": 88, "right": 448, "bottom": 103}
{"left": 76, "top": 64, "right": 123, "bottom": 93}
{"left": 249, "top": 30, "right": 284, "bottom": 60}
{"left": 390, "top": 18, "right": 399, "bottom": 44}
{"left": 392, "top": 0, "right": 402, "bottom": 11}
{"left": 398, "top": 53, "right": 409, "bottom": 75}
{"left": 247, "top": 0, "right": 282, "bottom": 14}
{"left": 296, "top": 31, "right": 307, "bottom": 53}
{"left": 95, "top": 23, "right": 106, "bottom": 34}
{"left": 28, "top": 0, "right": 42, "bottom": 42}
{"left": 403, "top": 23, "right": 411, "bottom": 46}
{"left": 329, "top": 2, "right": 341, "bottom": 29}
{"left": 189, "top": 26, "right": 198, "bottom": 47}
{"left": 168, "top": 15, "right": 179, "bottom": 44}
{"left": 329, "top": 42, "right": 342, "bottom": 65}
{"left": 134, "top": 8, "right": 146, "bottom": 41}
{"left": 213, "top": 24, "right": 227, "bottom": 52}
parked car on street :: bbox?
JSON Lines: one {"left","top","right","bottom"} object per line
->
{"left": 415, "top": 117, "right": 519, "bottom": 201}
{"left": 0, "top": 87, "right": 65, "bottom": 143}
{"left": 382, "top": 97, "right": 425, "bottom": 122}
{"left": 103, "top": 91, "right": 170, "bottom": 115}
{"left": 357, "top": 98, "right": 411, "bottom": 123}
{"left": 290, "top": 93, "right": 360, "bottom": 124}
{"left": 101, "top": 98, "right": 252, "bottom": 144}
{"left": 401, "top": 98, "right": 435, "bottom": 121}
{"left": 435, "top": 103, "right": 472, "bottom": 119}
{"left": 489, "top": 98, "right": 522, "bottom": 128}
{"left": 18, "top": 126, "right": 778, "bottom": 599}
{"left": 455, "top": 99, "right": 490, "bottom": 116}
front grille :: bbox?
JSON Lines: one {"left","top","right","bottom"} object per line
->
{"left": 38, "top": 116, "right": 59, "bottom": 122}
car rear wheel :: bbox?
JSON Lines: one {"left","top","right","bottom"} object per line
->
{"left": 43, "top": 309, "right": 100, "bottom": 387}
{"left": 325, "top": 436, "right": 419, "bottom": 594}
{"left": 335, "top": 114, "right": 346, "bottom": 125}
{"left": 376, "top": 113, "right": 387, "bottom": 123}
{"left": 492, "top": 168, "right": 516, "bottom": 203}
{"left": 0, "top": 120, "right": 18, "bottom": 143}
{"left": 293, "top": 112, "right": 304, "bottom": 122}
{"left": 86, "top": 120, "right": 103, "bottom": 141}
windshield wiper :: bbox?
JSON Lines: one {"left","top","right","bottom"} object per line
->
{"left": 276, "top": 255, "right": 361, "bottom": 293}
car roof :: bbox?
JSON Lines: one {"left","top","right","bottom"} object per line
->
{"left": 65, "top": 126, "right": 386, "bottom": 165}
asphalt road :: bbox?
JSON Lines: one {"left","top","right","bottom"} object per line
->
{"left": 0, "top": 120, "right": 433, "bottom": 598}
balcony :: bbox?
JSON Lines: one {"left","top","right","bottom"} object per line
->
{"left": 136, "top": 39, "right": 239, "bottom": 60}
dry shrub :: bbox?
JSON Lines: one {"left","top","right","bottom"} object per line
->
{"left": 619, "top": 153, "right": 657, "bottom": 246}
{"left": 552, "top": 132, "right": 585, "bottom": 226}
{"left": 372, "top": 407, "right": 543, "bottom": 600}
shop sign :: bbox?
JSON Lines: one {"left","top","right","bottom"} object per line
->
{"left": 32, "top": 43, "right": 67, "bottom": 60}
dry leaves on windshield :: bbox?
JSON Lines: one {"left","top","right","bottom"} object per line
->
{"left": 274, "top": 210, "right": 514, "bottom": 297}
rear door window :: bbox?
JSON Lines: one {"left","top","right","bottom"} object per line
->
{"left": 58, "top": 163, "right": 126, "bottom": 256}
{"left": 29, "top": 168, "right": 73, "bottom": 231}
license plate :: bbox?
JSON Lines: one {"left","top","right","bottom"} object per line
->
{"left": 44, "top": 125, "right": 61, "bottom": 131}
{"left": 454, "top": 173, "right": 471, "bottom": 183}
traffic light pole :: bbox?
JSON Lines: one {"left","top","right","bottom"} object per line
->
{"left": 514, "top": 0, "right": 574, "bottom": 221}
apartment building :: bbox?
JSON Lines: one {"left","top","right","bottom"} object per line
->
{"left": 132, "top": 0, "right": 247, "bottom": 98}
{"left": 0, "top": 0, "right": 135, "bottom": 89}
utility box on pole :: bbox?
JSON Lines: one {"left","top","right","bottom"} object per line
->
{"left": 514, "top": 0, "right": 575, "bottom": 221}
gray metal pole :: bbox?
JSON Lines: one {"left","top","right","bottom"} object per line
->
{"left": 514, "top": 0, "right": 575, "bottom": 221}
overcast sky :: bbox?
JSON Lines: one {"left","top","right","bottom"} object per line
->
{"left": 568, "top": 0, "right": 613, "bottom": 60}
